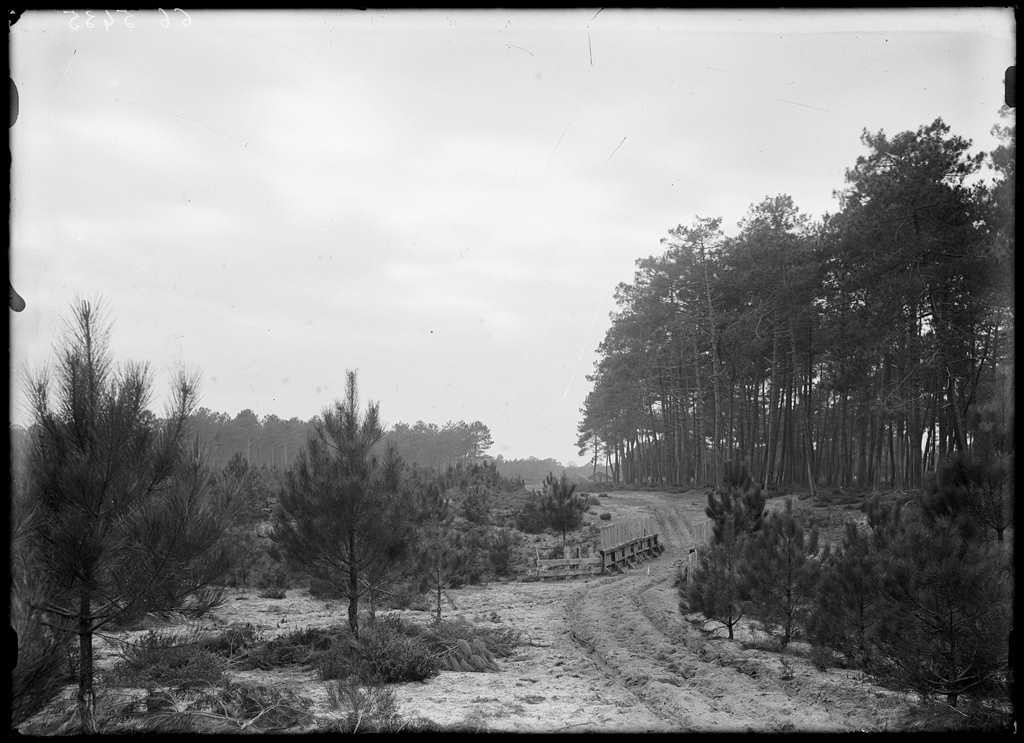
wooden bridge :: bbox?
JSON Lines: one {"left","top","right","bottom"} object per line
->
{"left": 534, "top": 516, "right": 665, "bottom": 579}
{"left": 533, "top": 544, "right": 603, "bottom": 579}
{"left": 598, "top": 516, "right": 663, "bottom": 572}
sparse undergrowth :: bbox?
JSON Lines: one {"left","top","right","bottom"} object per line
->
{"left": 106, "top": 612, "right": 521, "bottom": 690}
{"left": 19, "top": 678, "right": 440, "bottom": 734}
{"left": 35, "top": 612, "right": 520, "bottom": 733}
{"left": 104, "top": 627, "right": 228, "bottom": 689}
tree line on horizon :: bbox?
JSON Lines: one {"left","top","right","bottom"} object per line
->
{"left": 577, "top": 113, "right": 1014, "bottom": 492}
{"left": 12, "top": 404, "right": 585, "bottom": 482}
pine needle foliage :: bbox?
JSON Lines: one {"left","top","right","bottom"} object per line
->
{"left": 705, "top": 461, "right": 765, "bottom": 543}
{"left": 808, "top": 520, "right": 884, "bottom": 667}
{"left": 740, "top": 499, "right": 819, "bottom": 648}
{"left": 272, "top": 370, "right": 408, "bottom": 639}
{"left": 542, "top": 471, "right": 586, "bottom": 548}
{"left": 872, "top": 513, "right": 1012, "bottom": 707}
{"left": 23, "top": 299, "right": 231, "bottom": 732}
{"left": 686, "top": 520, "right": 746, "bottom": 639}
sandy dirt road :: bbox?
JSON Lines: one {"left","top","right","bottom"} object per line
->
{"left": 561, "top": 489, "right": 914, "bottom": 732}
{"left": 392, "top": 488, "right": 914, "bottom": 731}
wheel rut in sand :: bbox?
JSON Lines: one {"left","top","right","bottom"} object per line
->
{"left": 563, "top": 490, "right": 912, "bottom": 732}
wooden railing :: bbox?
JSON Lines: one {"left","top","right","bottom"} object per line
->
{"left": 599, "top": 516, "right": 657, "bottom": 552}
{"left": 535, "top": 545, "right": 602, "bottom": 579}
{"left": 598, "top": 516, "right": 662, "bottom": 573}
{"left": 534, "top": 515, "right": 711, "bottom": 580}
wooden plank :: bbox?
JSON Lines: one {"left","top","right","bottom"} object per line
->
{"left": 537, "top": 557, "right": 602, "bottom": 568}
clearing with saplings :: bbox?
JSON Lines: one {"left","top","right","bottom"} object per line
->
{"left": 8, "top": 12, "right": 1014, "bottom": 734}
{"left": 11, "top": 326, "right": 1013, "bottom": 732}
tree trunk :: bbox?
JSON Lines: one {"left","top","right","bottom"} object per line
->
{"left": 435, "top": 566, "right": 443, "bottom": 623}
{"left": 348, "top": 533, "right": 360, "bottom": 638}
{"left": 764, "top": 327, "right": 779, "bottom": 490}
{"left": 701, "top": 252, "right": 722, "bottom": 490}
{"left": 804, "top": 319, "right": 817, "bottom": 496}
{"left": 77, "top": 591, "right": 96, "bottom": 734}
{"left": 693, "top": 335, "right": 706, "bottom": 485}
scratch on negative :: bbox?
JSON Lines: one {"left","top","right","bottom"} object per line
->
{"left": 57, "top": 49, "right": 78, "bottom": 88}
{"left": 588, "top": 32, "right": 593, "bottom": 66}
{"left": 607, "top": 136, "right": 627, "bottom": 161}
{"left": 776, "top": 98, "right": 830, "bottom": 113}
{"left": 549, "top": 126, "right": 568, "bottom": 158}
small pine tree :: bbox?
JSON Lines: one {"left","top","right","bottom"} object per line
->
{"left": 741, "top": 499, "right": 819, "bottom": 648}
{"left": 25, "top": 300, "right": 230, "bottom": 732}
{"left": 272, "top": 371, "right": 407, "bottom": 639}
{"left": 872, "top": 512, "right": 1011, "bottom": 707}
{"left": 542, "top": 472, "right": 586, "bottom": 548}
{"left": 969, "top": 453, "right": 1013, "bottom": 543}
{"left": 923, "top": 452, "right": 1013, "bottom": 543}
{"left": 863, "top": 492, "right": 909, "bottom": 550}
{"left": 360, "top": 445, "right": 419, "bottom": 623}
{"left": 487, "top": 527, "right": 518, "bottom": 577}
{"left": 515, "top": 490, "right": 549, "bottom": 533}
{"left": 807, "top": 520, "right": 884, "bottom": 667}
{"left": 417, "top": 482, "right": 463, "bottom": 622}
{"left": 686, "top": 520, "right": 746, "bottom": 639}
{"left": 706, "top": 461, "right": 765, "bottom": 543}
{"left": 460, "top": 484, "right": 492, "bottom": 525}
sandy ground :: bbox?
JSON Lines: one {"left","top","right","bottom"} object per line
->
{"left": 34, "top": 489, "right": 923, "bottom": 733}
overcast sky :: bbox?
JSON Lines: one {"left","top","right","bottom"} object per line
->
{"left": 9, "top": 9, "right": 1015, "bottom": 464}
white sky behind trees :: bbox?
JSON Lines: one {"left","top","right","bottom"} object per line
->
{"left": 9, "top": 9, "right": 1014, "bottom": 464}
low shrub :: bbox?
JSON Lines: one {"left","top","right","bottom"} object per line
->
{"left": 322, "top": 678, "right": 406, "bottom": 732}
{"left": 314, "top": 617, "right": 437, "bottom": 684}
{"left": 599, "top": 512, "right": 612, "bottom": 521}
{"left": 106, "top": 628, "right": 227, "bottom": 688}
{"left": 257, "top": 587, "right": 287, "bottom": 600}
{"left": 314, "top": 644, "right": 361, "bottom": 681}
{"left": 407, "top": 615, "right": 520, "bottom": 671}
{"left": 349, "top": 622, "right": 438, "bottom": 683}
{"left": 134, "top": 682, "right": 316, "bottom": 733}
{"left": 236, "top": 614, "right": 518, "bottom": 687}
{"left": 240, "top": 625, "right": 341, "bottom": 670}
{"left": 196, "top": 622, "right": 263, "bottom": 658}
